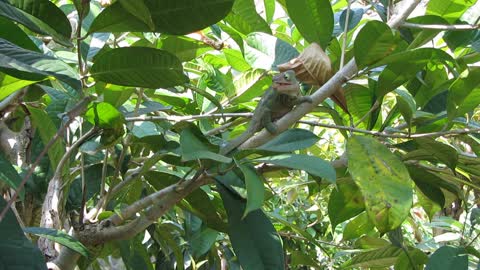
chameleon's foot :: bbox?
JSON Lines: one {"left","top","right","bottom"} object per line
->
{"left": 297, "top": 96, "right": 313, "bottom": 104}
{"left": 265, "top": 122, "right": 278, "bottom": 134}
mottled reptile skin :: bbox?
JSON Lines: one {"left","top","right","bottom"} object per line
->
{"left": 220, "top": 70, "right": 311, "bottom": 155}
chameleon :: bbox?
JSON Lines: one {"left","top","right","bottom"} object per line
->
{"left": 220, "top": 70, "right": 312, "bottom": 155}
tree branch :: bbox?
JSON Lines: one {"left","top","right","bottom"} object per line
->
{"left": 85, "top": 174, "right": 213, "bottom": 245}
{"left": 125, "top": 113, "right": 253, "bottom": 122}
{"left": 401, "top": 22, "right": 479, "bottom": 31}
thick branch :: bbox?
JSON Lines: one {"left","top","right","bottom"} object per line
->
{"left": 89, "top": 175, "right": 212, "bottom": 244}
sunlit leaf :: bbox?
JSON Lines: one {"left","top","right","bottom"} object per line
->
{"left": 347, "top": 136, "right": 414, "bottom": 233}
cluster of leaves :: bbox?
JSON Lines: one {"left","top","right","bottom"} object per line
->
{"left": 0, "top": 0, "right": 480, "bottom": 269}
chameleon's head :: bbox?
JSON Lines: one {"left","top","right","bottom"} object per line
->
{"left": 271, "top": 70, "right": 299, "bottom": 93}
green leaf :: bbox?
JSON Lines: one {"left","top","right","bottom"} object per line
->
{"left": 256, "top": 128, "right": 319, "bottom": 152}
{"left": 354, "top": 21, "right": 404, "bottom": 68}
{"left": 103, "top": 85, "right": 135, "bottom": 108}
{"left": 231, "top": 69, "right": 270, "bottom": 103}
{"left": 447, "top": 68, "right": 480, "bottom": 121}
{"left": 0, "top": 198, "right": 47, "bottom": 270}
{"left": 0, "top": 151, "right": 23, "bottom": 200}
{"left": 160, "top": 36, "right": 212, "bottom": 62}
{"left": 224, "top": 48, "right": 251, "bottom": 72}
{"left": 343, "top": 212, "right": 375, "bottom": 240}
{"left": 414, "top": 138, "right": 458, "bottom": 170}
{"left": 244, "top": 32, "right": 299, "bottom": 70}
{"left": 89, "top": 0, "right": 234, "bottom": 35}
{"left": 341, "top": 245, "right": 402, "bottom": 269}
{"left": 328, "top": 179, "right": 365, "bottom": 229}
{"left": 347, "top": 136, "right": 414, "bottom": 233}
{"left": 416, "top": 186, "right": 442, "bottom": 221}
{"left": 408, "top": 166, "right": 446, "bottom": 205}
{"left": 184, "top": 189, "right": 227, "bottom": 232}
{"left": 118, "top": 236, "right": 153, "bottom": 270}
{"left": 0, "top": 38, "right": 80, "bottom": 90}
{"left": 217, "top": 177, "right": 285, "bottom": 270}
{"left": 8, "top": 0, "right": 71, "bottom": 37}
{"left": 85, "top": 102, "right": 125, "bottom": 129}
{"left": 224, "top": 0, "right": 271, "bottom": 35}
{"left": 470, "top": 207, "right": 480, "bottom": 228}
{"left": 425, "top": 246, "right": 468, "bottom": 270}
{"left": 344, "top": 83, "right": 376, "bottom": 128}
{"left": 412, "top": 65, "right": 449, "bottom": 108}
{"left": 376, "top": 62, "right": 425, "bottom": 98}
{"left": 339, "top": 8, "right": 364, "bottom": 33}
{"left": 73, "top": 0, "right": 90, "bottom": 21}
{"left": 253, "top": 154, "right": 336, "bottom": 184}
{"left": 155, "top": 225, "right": 185, "bottom": 270}
{"left": 268, "top": 212, "right": 324, "bottom": 249}
{"left": 190, "top": 228, "right": 218, "bottom": 258}
{"left": 218, "top": 21, "right": 245, "bottom": 52}
{"left": 407, "top": 165, "right": 463, "bottom": 201}
{"left": 90, "top": 47, "right": 188, "bottom": 88}
{"left": 372, "top": 48, "right": 455, "bottom": 68}
{"left": 0, "top": 0, "right": 71, "bottom": 46}
{"left": 23, "top": 227, "right": 89, "bottom": 258}
{"left": 180, "top": 128, "right": 231, "bottom": 163}
{"left": 394, "top": 247, "right": 429, "bottom": 270}
{"left": 285, "top": 0, "right": 333, "bottom": 48}
{"left": 406, "top": 15, "right": 449, "bottom": 49}
{"left": 354, "top": 236, "right": 390, "bottom": 249}
{"left": 28, "top": 106, "right": 65, "bottom": 171}
{"left": 237, "top": 162, "right": 265, "bottom": 218}
{"left": 0, "top": 15, "right": 39, "bottom": 51}
{"left": 0, "top": 73, "right": 41, "bottom": 101}
{"left": 118, "top": 0, "right": 154, "bottom": 30}
{"left": 395, "top": 88, "right": 416, "bottom": 126}
{"left": 426, "top": 0, "right": 476, "bottom": 23}
{"left": 290, "top": 250, "right": 321, "bottom": 268}
{"left": 263, "top": 0, "right": 275, "bottom": 23}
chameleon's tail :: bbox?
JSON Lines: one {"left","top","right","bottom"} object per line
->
{"left": 219, "top": 131, "right": 254, "bottom": 155}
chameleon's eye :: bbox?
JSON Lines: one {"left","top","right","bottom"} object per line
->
{"left": 284, "top": 73, "right": 291, "bottom": 81}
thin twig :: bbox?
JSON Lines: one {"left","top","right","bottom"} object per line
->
{"left": 79, "top": 122, "right": 86, "bottom": 224}
{"left": 278, "top": 232, "right": 350, "bottom": 249}
{"left": 299, "top": 120, "right": 480, "bottom": 138}
{"left": 401, "top": 22, "right": 479, "bottom": 31}
{"left": 100, "top": 151, "right": 109, "bottom": 198}
{"left": 340, "top": 0, "right": 352, "bottom": 69}
{"left": 354, "top": 100, "right": 380, "bottom": 127}
{"left": 125, "top": 113, "right": 253, "bottom": 122}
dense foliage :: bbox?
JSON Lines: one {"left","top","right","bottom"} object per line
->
{"left": 0, "top": 0, "right": 479, "bottom": 269}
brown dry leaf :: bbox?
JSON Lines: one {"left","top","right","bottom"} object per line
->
{"left": 278, "top": 43, "right": 349, "bottom": 113}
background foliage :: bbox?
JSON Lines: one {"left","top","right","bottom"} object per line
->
{"left": 0, "top": 0, "right": 480, "bottom": 269}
